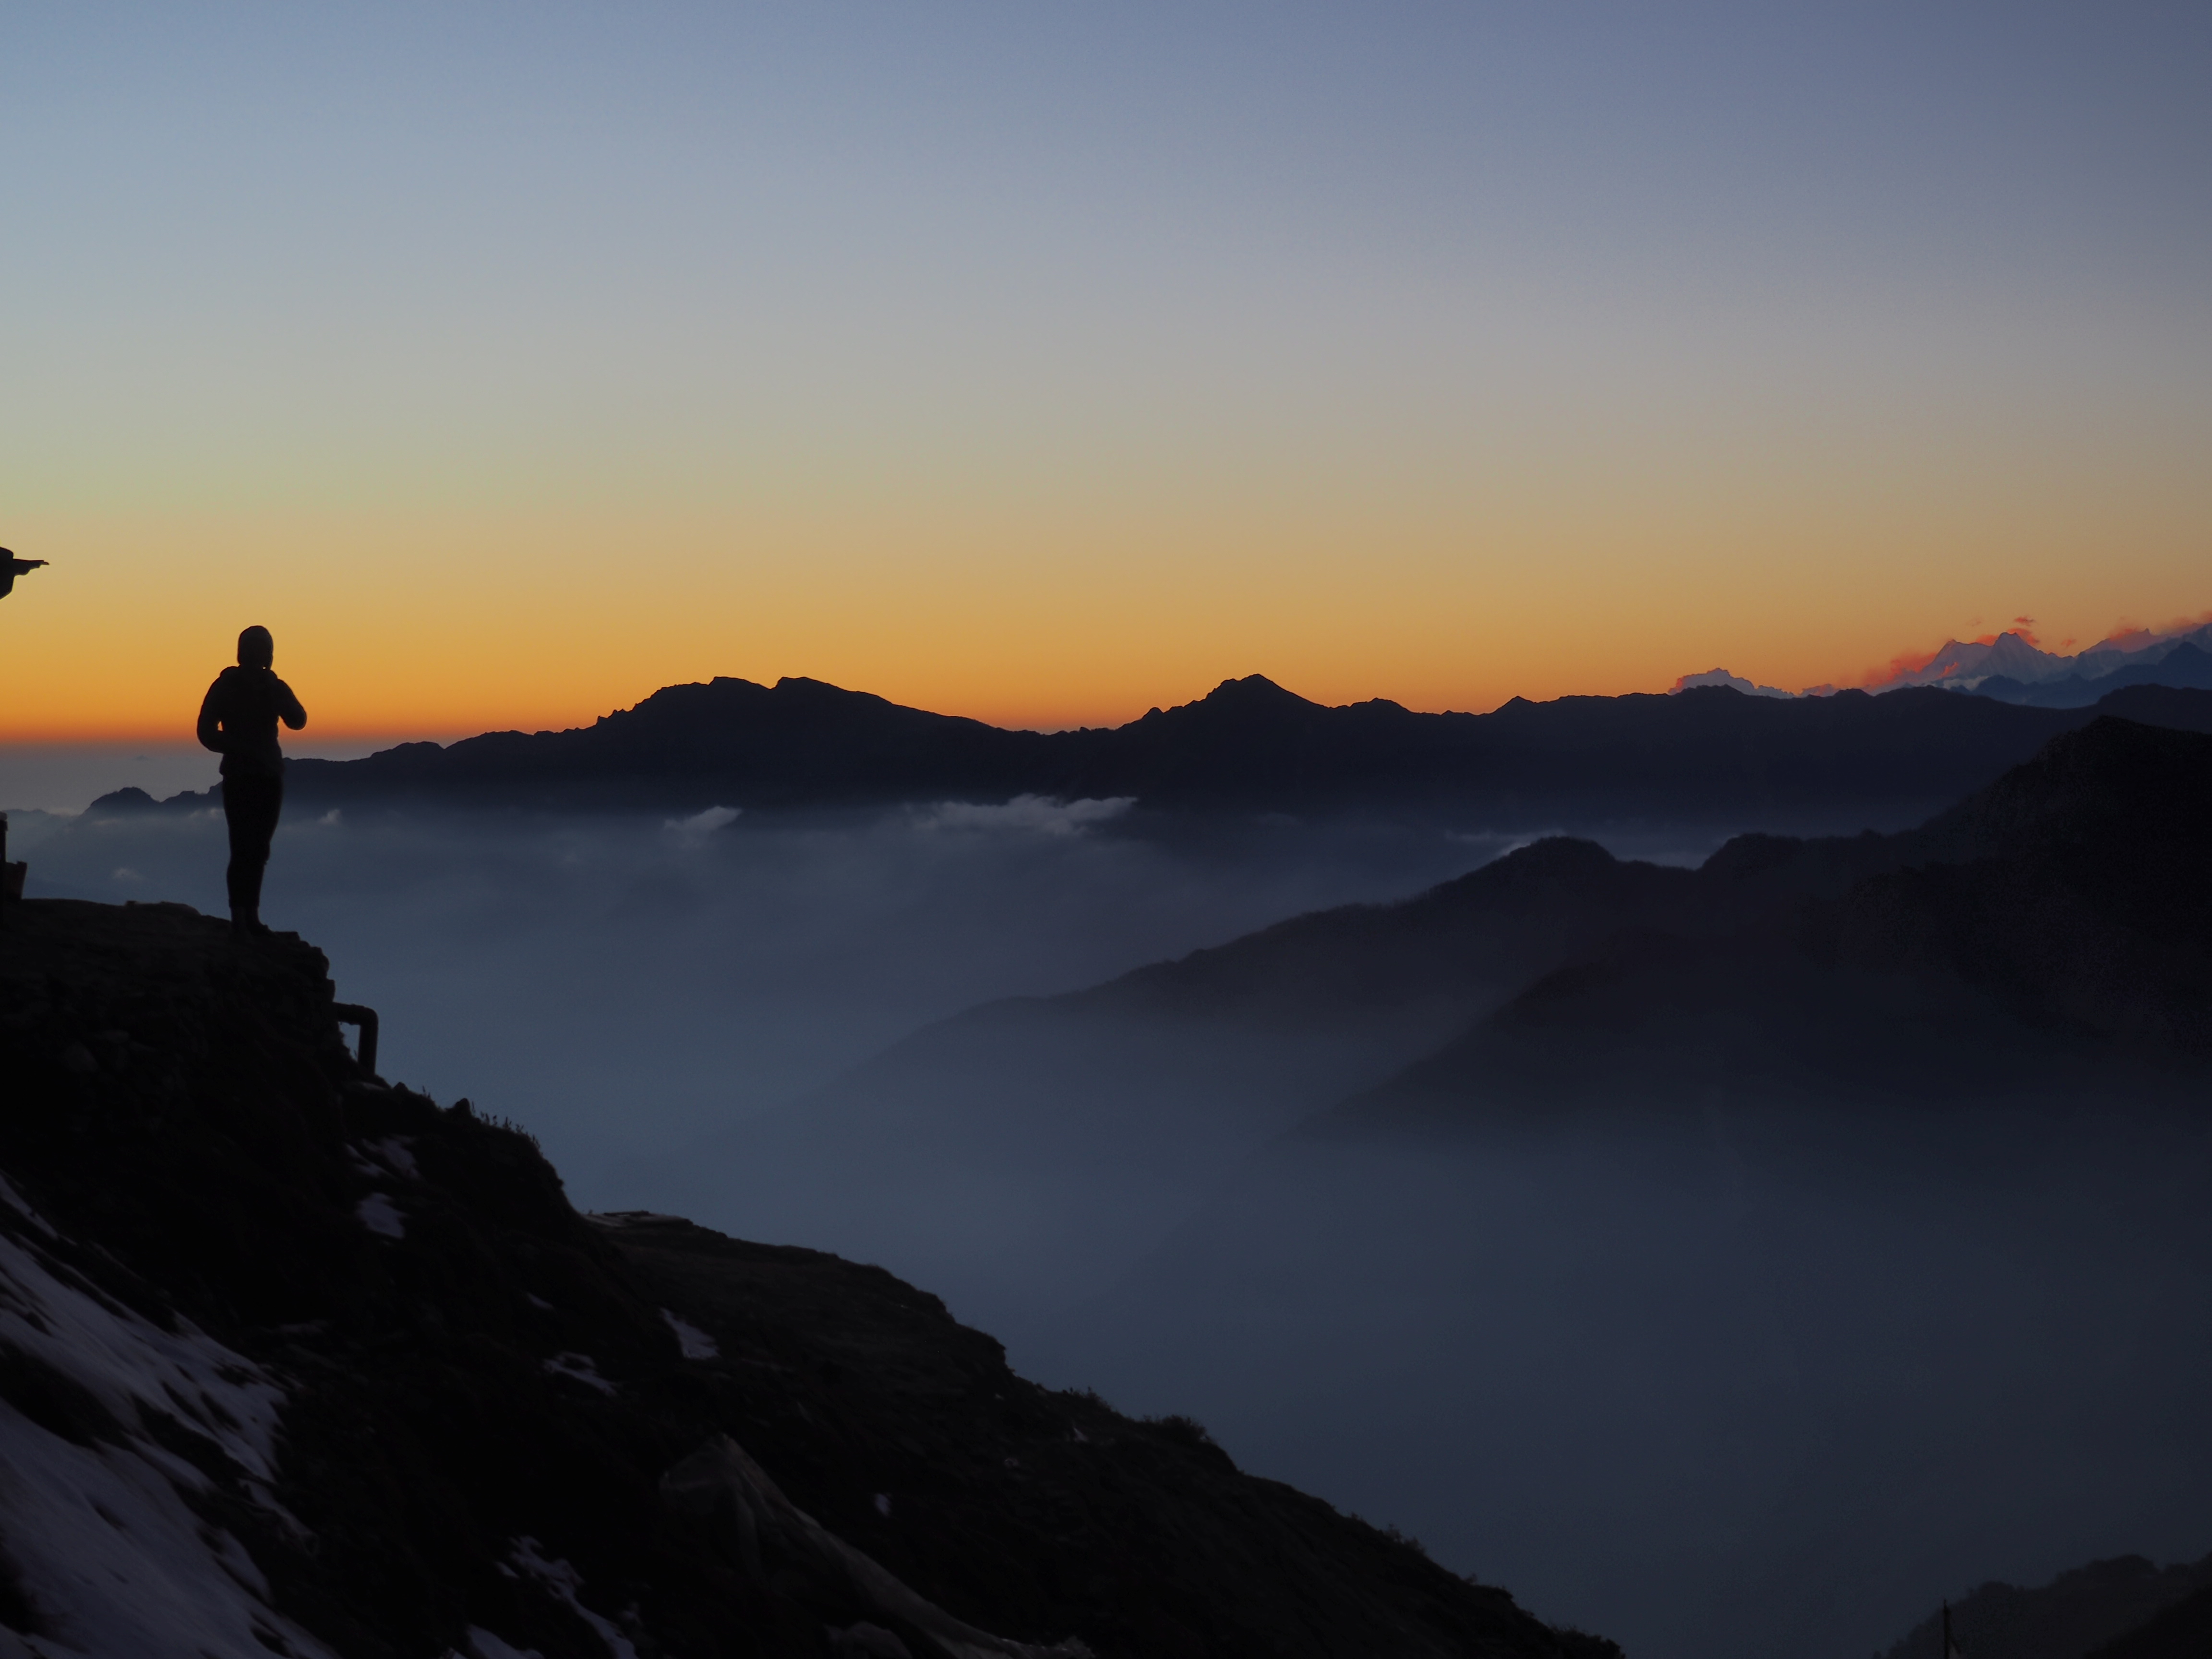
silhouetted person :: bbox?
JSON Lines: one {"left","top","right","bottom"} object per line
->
{"left": 0, "top": 549, "right": 46, "bottom": 599}
{"left": 197, "top": 626, "right": 307, "bottom": 936}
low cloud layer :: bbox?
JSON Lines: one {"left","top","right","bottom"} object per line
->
{"left": 661, "top": 805, "right": 742, "bottom": 847}
{"left": 916, "top": 794, "right": 1135, "bottom": 836}
{"left": 16, "top": 796, "right": 1498, "bottom": 1172}
{"left": 19, "top": 786, "right": 2195, "bottom": 1659}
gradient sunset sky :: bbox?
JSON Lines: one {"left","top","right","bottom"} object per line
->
{"left": 4, "top": 4, "right": 2210, "bottom": 739}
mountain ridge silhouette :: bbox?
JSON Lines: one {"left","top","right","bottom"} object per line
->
{"left": 104, "top": 674, "right": 2212, "bottom": 826}
{"left": 1325, "top": 716, "right": 2212, "bottom": 1130}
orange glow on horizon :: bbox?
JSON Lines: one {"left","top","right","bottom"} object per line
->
{"left": 11, "top": 604, "right": 2210, "bottom": 749}
{"left": 9, "top": 603, "right": 2212, "bottom": 745}
{"left": 4, "top": 502, "right": 2208, "bottom": 744}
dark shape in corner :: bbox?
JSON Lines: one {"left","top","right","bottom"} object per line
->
{"left": 0, "top": 548, "right": 46, "bottom": 599}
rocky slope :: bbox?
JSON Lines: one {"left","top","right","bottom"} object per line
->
{"left": 0, "top": 898, "right": 1613, "bottom": 1659}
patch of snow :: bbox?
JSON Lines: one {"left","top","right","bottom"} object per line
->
{"left": 543, "top": 1352, "right": 615, "bottom": 1395}
{"left": 366, "top": 1137, "right": 418, "bottom": 1178}
{"left": 509, "top": 1537, "right": 641, "bottom": 1659}
{"left": 660, "top": 1309, "right": 718, "bottom": 1359}
{"left": 349, "top": 1138, "right": 418, "bottom": 1182}
{"left": 0, "top": 1174, "right": 336, "bottom": 1658}
{"left": 356, "top": 1193, "right": 406, "bottom": 1239}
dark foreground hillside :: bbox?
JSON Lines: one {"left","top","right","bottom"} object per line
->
{"left": 0, "top": 899, "right": 1610, "bottom": 1659}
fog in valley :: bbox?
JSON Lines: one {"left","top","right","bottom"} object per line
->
{"left": 6, "top": 785, "right": 1525, "bottom": 1167}
{"left": 9, "top": 772, "right": 2209, "bottom": 1659}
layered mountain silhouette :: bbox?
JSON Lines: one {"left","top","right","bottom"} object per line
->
{"left": 1332, "top": 715, "right": 2212, "bottom": 1130}
{"left": 644, "top": 710, "right": 2212, "bottom": 1659}
{"left": 0, "top": 899, "right": 1615, "bottom": 1659}
{"left": 107, "top": 673, "right": 2212, "bottom": 828}
{"left": 1866, "top": 621, "right": 2212, "bottom": 699}
{"left": 694, "top": 713, "right": 2212, "bottom": 1330}
{"left": 1973, "top": 639, "right": 2212, "bottom": 708}
{"left": 810, "top": 713, "right": 2212, "bottom": 1127}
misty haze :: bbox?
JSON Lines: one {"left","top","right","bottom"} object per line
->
{"left": 12, "top": 689, "right": 2211, "bottom": 1659}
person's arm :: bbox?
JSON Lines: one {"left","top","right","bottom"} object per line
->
{"left": 196, "top": 679, "right": 230, "bottom": 753}
{"left": 274, "top": 675, "right": 307, "bottom": 732}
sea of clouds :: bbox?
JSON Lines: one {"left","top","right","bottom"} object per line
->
{"left": 8, "top": 780, "right": 1511, "bottom": 1170}
{"left": 12, "top": 769, "right": 2211, "bottom": 1659}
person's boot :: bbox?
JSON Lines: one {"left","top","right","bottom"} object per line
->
{"left": 231, "top": 906, "right": 269, "bottom": 938}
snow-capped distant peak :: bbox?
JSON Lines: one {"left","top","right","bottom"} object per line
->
{"left": 1670, "top": 669, "right": 1795, "bottom": 699}
{"left": 1889, "top": 629, "right": 2099, "bottom": 691}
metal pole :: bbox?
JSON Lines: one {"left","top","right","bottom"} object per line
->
{"left": 332, "top": 1002, "right": 380, "bottom": 1077}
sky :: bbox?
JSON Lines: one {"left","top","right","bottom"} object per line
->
{"left": 4, "top": 2, "right": 2210, "bottom": 740}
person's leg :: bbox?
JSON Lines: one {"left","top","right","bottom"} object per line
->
{"left": 221, "top": 779, "right": 251, "bottom": 919}
{"left": 221, "top": 775, "right": 285, "bottom": 931}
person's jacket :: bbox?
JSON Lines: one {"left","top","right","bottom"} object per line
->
{"left": 197, "top": 666, "right": 307, "bottom": 779}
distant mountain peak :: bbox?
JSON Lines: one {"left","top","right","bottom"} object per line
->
{"left": 1487, "top": 836, "right": 1623, "bottom": 878}
{"left": 84, "top": 786, "right": 161, "bottom": 813}
{"left": 1671, "top": 669, "right": 1794, "bottom": 699}
{"left": 1882, "top": 623, "right": 2212, "bottom": 697}
{"left": 1196, "top": 674, "right": 1320, "bottom": 709}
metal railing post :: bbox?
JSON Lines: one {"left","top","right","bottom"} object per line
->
{"left": 332, "top": 1002, "right": 380, "bottom": 1077}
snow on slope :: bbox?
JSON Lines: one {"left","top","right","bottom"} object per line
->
{"left": 0, "top": 1174, "right": 335, "bottom": 1659}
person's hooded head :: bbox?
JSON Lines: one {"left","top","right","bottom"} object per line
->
{"left": 237, "top": 625, "right": 275, "bottom": 670}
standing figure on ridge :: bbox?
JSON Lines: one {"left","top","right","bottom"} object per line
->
{"left": 196, "top": 626, "right": 308, "bottom": 936}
